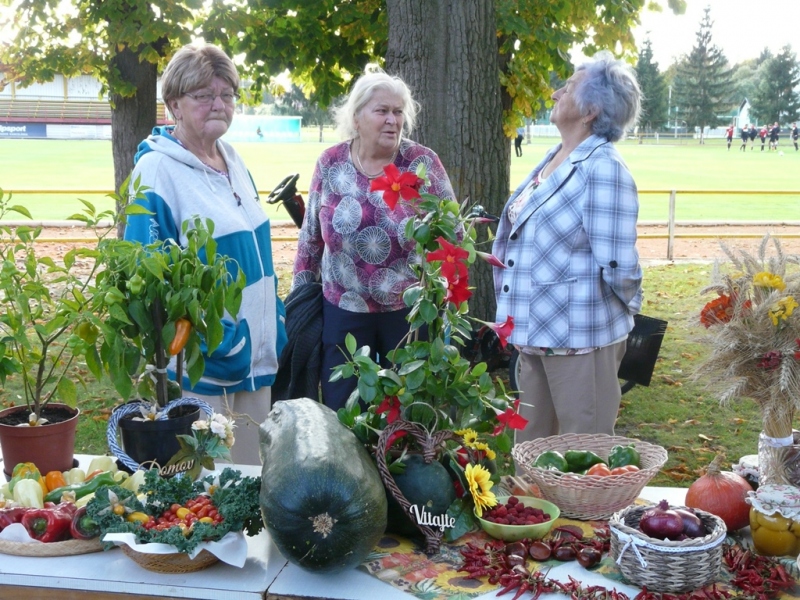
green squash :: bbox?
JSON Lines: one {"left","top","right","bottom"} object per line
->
{"left": 385, "top": 453, "right": 456, "bottom": 537}
{"left": 259, "top": 398, "right": 387, "bottom": 573}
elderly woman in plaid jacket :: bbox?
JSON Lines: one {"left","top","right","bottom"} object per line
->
{"left": 492, "top": 52, "right": 643, "bottom": 443}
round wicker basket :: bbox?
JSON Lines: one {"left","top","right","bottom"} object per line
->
{"left": 0, "top": 537, "right": 103, "bottom": 557}
{"left": 121, "top": 545, "right": 219, "bottom": 573}
{"left": 609, "top": 504, "right": 727, "bottom": 593}
{"left": 512, "top": 433, "right": 668, "bottom": 520}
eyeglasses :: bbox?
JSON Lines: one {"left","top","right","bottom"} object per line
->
{"left": 183, "top": 91, "right": 240, "bottom": 106}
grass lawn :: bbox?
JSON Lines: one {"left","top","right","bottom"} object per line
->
{"left": 1, "top": 132, "right": 799, "bottom": 222}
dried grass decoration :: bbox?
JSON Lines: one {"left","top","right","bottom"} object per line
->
{"left": 695, "top": 235, "right": 800, "bottom": 486}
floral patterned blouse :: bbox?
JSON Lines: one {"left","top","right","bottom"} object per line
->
{"left": 292, "top": 139, "right": 455, "bottom": 313}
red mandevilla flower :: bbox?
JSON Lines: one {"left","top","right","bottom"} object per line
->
{"left": 476, "top": 251, "right": 506, "bottom": 269}
{"left": 489, "top": 316, "right": 514, "bottom": 349}
{"left": 446, "top": 277, "right": 472, "bottom": 306}
{"left": 369, "top": 164, "right": 421, "bottom": 210}
{"left": 427, "top": 236, "right": 469, "bottom": 282}
{"left": 492, "top": 399, "right": 528, "bottom": 435}
{"left": 376, "top": 395, "right": 402, "bottom": 423}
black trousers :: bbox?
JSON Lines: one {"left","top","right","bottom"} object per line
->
{"left": 320, "top": 299, "right": 418, "bottom": 411}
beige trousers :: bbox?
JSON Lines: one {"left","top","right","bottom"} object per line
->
{"left": 514, "top": 340, "right": 627, "bottom": 445}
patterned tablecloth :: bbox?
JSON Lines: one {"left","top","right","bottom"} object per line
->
{"left": 360, "top": 481, "right": 800, "bottom": 600}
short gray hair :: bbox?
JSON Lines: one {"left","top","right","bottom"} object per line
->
{"left": 333, "top": 66, "right": 419, "bottom": 140}
{"left": 573, "top": 51, "right": 641, "bottom": 142}
{"left": 161, "top": 43, "right": 240, "bottom": 107}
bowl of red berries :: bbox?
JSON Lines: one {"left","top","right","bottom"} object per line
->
{"left": 476, "top": 495, "right": 560, "bottom": 542}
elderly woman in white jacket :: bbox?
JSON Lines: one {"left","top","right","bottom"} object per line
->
{"left": 493, "top": 52, "right": 643, "bottom": 443}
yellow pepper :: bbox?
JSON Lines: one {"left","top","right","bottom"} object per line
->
{"left": 63, "top": 468, "right": 86, "bottom": 485}
{"left": 12, "top": 478, "right": 44, "bottom": 508}
{"left": 9, "top": 462, "right": 47, "bottom": 496}
{"left": 87, "top": 456, "right": 119, "bottom": 475}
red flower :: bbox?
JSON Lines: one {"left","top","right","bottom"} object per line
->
{"left": 489, "top": 316, "right": 514, "bottom": 349}
{"left": 795, "top": 339, "right": 800, "bottom": 361}
{"left": 386, "top": 430, "right": 408, "bottom": 447}
{"left": 757, "top": 351, "right": 782, "bottom": 371}
{"left": 699, "top": 294, "right": 734, "bottom": 328}
{"left": 492, "top": 399, "right": 528, "bottom": 434}
{"left": 476, "top": 251, "right": 506, "bottom": 269}
{"left": 376, "top": 395, "right": 402, "bottom": 423}
{"left": 369, "top": 164, "right": 421, "bottom": 210}
{"left": 446, "top": 277, "right": 472, "bottom": 306}
{"left": 426, "top": 236, "right": 469, "bottom": 282}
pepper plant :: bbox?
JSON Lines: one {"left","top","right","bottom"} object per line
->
{"left": 0, "top": 188, "right": 115, "bottom": 425}
{"left": 87, "top": 198, "right": 245, "bottom": 411}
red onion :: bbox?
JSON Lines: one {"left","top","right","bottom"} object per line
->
{"left": 639, "top": 499, "right": 685, "bottom": 540}
{"left": 673, "top": 507, "right": 706, "bottom": 538}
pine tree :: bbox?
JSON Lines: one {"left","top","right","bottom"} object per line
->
{"left": 635, "top": 38, "right": 669, "bottom": 132}
{"left": 672, "top": 7, "right": 736, "bottom": 142}
{"left": 750, "top": 45, "right": 800, "bottom": 124}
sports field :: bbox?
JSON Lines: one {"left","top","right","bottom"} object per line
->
{"left": 1, "top": 131, "right": 798, "bottom": 222}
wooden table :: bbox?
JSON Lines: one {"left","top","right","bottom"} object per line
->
{"left": 0, "top": 455, "right": 688, "bottom": 600}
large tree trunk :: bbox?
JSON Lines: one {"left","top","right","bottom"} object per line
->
{"left": 385, "top": 0, "right": 508, "bottom": 322}
{"left": 109, "top": 46, "right": 160, "bottom": 237}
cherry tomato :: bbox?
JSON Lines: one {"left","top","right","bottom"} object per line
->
{"left": 611, "top": 465, "right": 640, "bottom": 475}
{"left": 586, "top": 463, "right": 612, "bottom": 476}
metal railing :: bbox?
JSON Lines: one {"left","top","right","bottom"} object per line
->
{"left": 4, "top": 188, "right": 800, "bottom": 260}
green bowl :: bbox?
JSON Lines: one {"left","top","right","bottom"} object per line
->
{"left": 476, "top": 495, "right": 560, "bottom": 542}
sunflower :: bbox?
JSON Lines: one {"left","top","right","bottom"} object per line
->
{"left": 465, "top": 463, "right": 497, "bottom": 517}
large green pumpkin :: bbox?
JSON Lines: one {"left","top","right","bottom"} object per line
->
{"left": 259, "top": 398, "right": 387, "bottom": 573}
{"left": 385, "top": 454, "right": 456, "bottom": 537}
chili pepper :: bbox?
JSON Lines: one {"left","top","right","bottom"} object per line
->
{"left": 169, "top": 318, "right": 192, "bottom": 355}
{"left": 607, "top": 444, "right": 641, "bottom": 469}
{"left": 532, "top": 450, "right": 569, "bottom": 472}
{"left": 0, "top": 506, "right": 32, "bottom": 531}
{"left": 70, "top": 505, "right": 101, "bottom": 540}
{"left": 12, "top": 478, "right": 44, "bottom": 508}
{"left": 84, "top": 469, "right": 105, "bottom": 482}
{"left": 44, "top": 470, "right": 117, "bottom": 504}
{"left": 21, "top": 503, "right": 76, "bottom": 542}
{"left": 564, "top": 450, "right": 606, "bottom": 472}
{"left": 9, "top": 462, "right": 47, "bottom": 496}
{"left": 44, "top": 471, "right": 67, "bottom": 493}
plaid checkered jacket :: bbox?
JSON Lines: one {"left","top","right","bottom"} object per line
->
{"left": 492, "top": 135, "right": 642, "bottom": 349}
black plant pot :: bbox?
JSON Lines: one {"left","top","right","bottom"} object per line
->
{"left": 117, "top": 404, "right": 200, "bottom": 472}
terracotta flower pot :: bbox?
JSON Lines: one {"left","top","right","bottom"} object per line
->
{"left": 0, "top": 404, "right": 79, "bottom": 478}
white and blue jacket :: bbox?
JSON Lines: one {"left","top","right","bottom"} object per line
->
{"left": 125, "top": 126, "right": 287, "bottom": 395}
{"left": 493, "top": 134, "right": 642, "bottom": 349}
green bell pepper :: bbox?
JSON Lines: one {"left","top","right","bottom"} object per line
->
{"left": 44, "top": 471, "right": 118, "bottom": 504}
{"left": 607, "top": 444, "right": 641, "bottom": 469}
{"left": 532, "top": 450, "right": 569, "bottom": 472}
{"left": 564, "top": 450, "right": 606, "bottom": 473}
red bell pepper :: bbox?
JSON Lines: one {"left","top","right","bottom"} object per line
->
{"left": 70, "top": 505, "right": 100, "bottom": 540}
{"left": 21, "top": 502, "right": 77, "bottom": 542}
{"left": 0, "top": 506, "right": 32, "bottom": 531}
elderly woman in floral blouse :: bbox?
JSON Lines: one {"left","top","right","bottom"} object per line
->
{"left": 292, "top": 67, "right": 455, "bottom": 410}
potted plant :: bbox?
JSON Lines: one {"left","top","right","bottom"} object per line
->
{"left": 695, "top": 235, "right": 800, "bottom": 487}
{"left": 0, "top": 188, "right": 116, "bottom": 477}
{"left": 330, "top": 165, "right": 527, "bottom": 546}
{"left": 89, "top": 200, "right": 245, "bottom": 474}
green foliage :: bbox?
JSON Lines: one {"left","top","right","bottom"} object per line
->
{"left": 636, "top": 38, "right": 669, "bottom": 131}
{"left": 0, "top": 189, "right": 117, "bottom": 421}
{"left": 749, "top": 45, "right": 800, "bottom": 125}
{"left": 672, "top": 6, "right": 737, "bottom": 137}
{"left": 331, "top": 171, "right": 518, "bottom": 448}
{"left": 88, "top": 184, "right": 245, "bottom": 408}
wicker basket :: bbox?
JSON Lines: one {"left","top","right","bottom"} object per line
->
{"left": 512, "top": 433, "right": 668, "bottom": 520}
{"left": 609, "top": 504, "right": 727, "bottom": 593}
{"left": 0, "top": 537, "right": 103, "bottom": 557}
{"left": 121, "top": 545, "right": 219, "bottom": 573}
